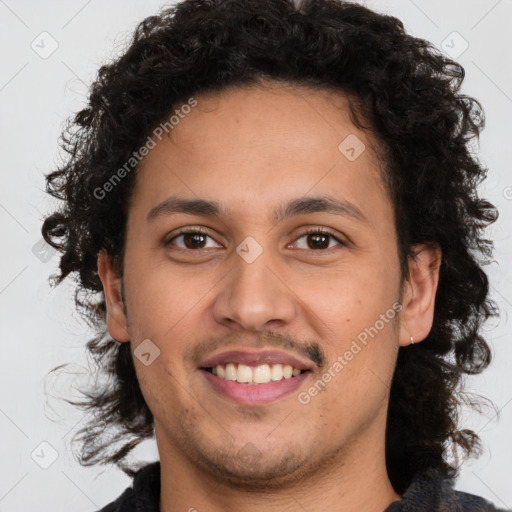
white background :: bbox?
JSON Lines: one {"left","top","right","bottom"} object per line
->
{"left": 0, "top": 0, "right": 511, "bottom": 510}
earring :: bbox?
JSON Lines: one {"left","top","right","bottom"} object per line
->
{"left": 410, "top": 335, "right": 414, "bottom": 345}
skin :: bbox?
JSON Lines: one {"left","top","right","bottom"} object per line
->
{"left": 99, "top": 80, "right": 441, "bottom": 512}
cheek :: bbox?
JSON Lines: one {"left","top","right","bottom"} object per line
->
{"left": 299, "top": 261, "right": 399, "bottom": 330}
{"left": 302, "top": 266, "right": 400, "bottom": 382}
{"left": 122, "top": 251, "right": 211, "bottom": 338}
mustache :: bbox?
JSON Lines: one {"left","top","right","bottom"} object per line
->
{"left": 187, "top": 330, "right": 326, "bottom": 369}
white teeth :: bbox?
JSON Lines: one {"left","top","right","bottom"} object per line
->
{"left": 225, "top": 363, "right": 237, "bottom": 381}
{"left": 211, "top": 363, "right": 304, "bottom": 384}
{"left": 237, "top": 364, "right": 253, "bottom": 383}
{"left": 271, "top": 364, "right": 283, "bottom": 381}
{"left": 253, "top": 364, "right": 271, "bottom": 383}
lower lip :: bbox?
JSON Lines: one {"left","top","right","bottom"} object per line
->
{"left": 200, "top": 369, "right": 310, "bottom": 405}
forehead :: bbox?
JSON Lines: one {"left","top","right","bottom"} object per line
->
{"left": 133, "top": 81, "right": 391, "bottom": 227}
{"left": 166, "top": 81, "right": 381, "bottom": 166}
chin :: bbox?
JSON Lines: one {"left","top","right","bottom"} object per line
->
{"left": 191, "top": 444, "right": 315, "bottom": 490}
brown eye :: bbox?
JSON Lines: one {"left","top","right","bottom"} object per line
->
{"left": 306, "top": 233, "right": 330, "bottom": 249}
{"left": 180, "top": 232, "right": 208, "bottom": 249}
{"left": 294, "top": 229, "right": 346, "bottom": 251}
{"left": 165, "top": 227, "right": 346, "bottom": 252}
{"left": 166, "top": 228, "right": 221, "bottom": 250}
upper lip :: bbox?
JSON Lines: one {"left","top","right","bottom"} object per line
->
{"left": 199, "top": 349, "right": 313, "bottom": 371}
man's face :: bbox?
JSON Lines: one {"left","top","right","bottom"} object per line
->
{"left": 107, "top": 82, "right": 408, "bottom": 486}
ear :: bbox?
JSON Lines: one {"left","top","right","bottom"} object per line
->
{"left": 97, "top": 250, "right": 130, "bottom": 342}
{"left": 398, "top": 243, "right": 442, "bottom": 347}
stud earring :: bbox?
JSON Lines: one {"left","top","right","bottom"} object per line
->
{"left": 410, "top": 335, "right": 414, "bottom": 345}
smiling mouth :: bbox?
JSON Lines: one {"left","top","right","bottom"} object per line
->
{"left": 201, "top": 363, "right": 310, "bottom": 385}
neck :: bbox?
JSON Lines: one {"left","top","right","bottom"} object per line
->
{"left": 157, "top": 420, "right": 401, "bottom": 512}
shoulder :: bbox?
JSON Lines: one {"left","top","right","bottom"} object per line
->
{"left": 94, "top": 461, "right": 161, "bottom": 512}
{"left": 96, "top": 488, "right": 133, "bottom": 512}
{"left": 451, "top": 488, "right": 510, "bottom": 512}
{"left": 385, "top": 468, "right": 510, "bottom": 512}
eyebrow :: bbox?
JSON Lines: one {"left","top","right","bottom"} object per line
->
{"left": 146, "top": 194, "right": 367, "bottom": 224}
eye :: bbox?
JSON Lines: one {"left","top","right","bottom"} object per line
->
{"left": 292, "top": 228, "right": 347, "bottom": 251}
{"left": 165, "top": 226, "right": 347, "bottom": 252}
{"left": 165, "top": 227, "right": 221, "bottom": 250}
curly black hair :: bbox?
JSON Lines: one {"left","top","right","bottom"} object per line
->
{"left": 42, "top": 0, "right": 499, "bottom": 493}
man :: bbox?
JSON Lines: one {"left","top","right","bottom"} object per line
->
{"left": 42, "top": 0, "right": 509, "bottom": 510}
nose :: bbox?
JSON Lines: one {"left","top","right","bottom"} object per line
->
{"left": 211, "top": 241, "right": 297, "bottom": 332}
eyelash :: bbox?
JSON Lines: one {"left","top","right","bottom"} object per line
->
{"left": 165, "top": 226, "right": 347, "bottom": 252}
